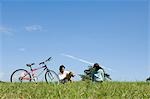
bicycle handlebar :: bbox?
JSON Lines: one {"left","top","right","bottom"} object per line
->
{"left": 39, "top": 57, "right": 52, "bottom": 65}
{"left": 39, "top": 62, "right": 45, "bottom": 65}
{"left": 45, "top": 57, "right": 52, "bottom": 62}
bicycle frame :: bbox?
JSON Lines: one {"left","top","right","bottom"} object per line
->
{"left": 21, "top": 65, "right": 48, "bottom": 81}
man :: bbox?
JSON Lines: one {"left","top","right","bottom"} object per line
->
{"left": 58, "top": 65, "right": 74, "bottom": 83}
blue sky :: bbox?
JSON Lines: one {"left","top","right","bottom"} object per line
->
{"left": 0, "top": 0, "right": 149, "bottom": 81}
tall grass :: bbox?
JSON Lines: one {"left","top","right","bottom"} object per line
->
{"left": 0, "top": 81, "right": 150, "bottom": 99}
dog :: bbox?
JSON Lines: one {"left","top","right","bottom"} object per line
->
{"left": 64, "top": 72, "right": 75, "bottom": 83}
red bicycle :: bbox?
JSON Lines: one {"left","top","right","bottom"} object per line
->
{"left": 10, "top": 57, "right": 60, "bottom": 84}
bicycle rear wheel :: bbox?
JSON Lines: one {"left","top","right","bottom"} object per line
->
{"left": 10, "top": 69, "right": 31, "bottom": 83}
{"left": 45, "top": 70, "right": 60, "bottom": 84}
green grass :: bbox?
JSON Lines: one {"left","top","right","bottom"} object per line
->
{"left": 0, "top": 81, "right": 150, "bottom": 99}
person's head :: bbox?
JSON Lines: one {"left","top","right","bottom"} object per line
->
{"left": 59, "top": 65, "right": 65, "bottom": 73}
{"left": 93, "top": 63, "right": 102, "bottom": 71}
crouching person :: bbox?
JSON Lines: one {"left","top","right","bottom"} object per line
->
{"left": 92, "top": 63, "right": 105, "bottom": 82}
{"left": 58, "top": 65, "right": 74, "bottom": 84}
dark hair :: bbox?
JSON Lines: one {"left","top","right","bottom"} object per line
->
{"left": 59, "top": 65, "right": 65, "bottom": 70}
{"left": 93, "top": 63, "right": 103, "bottom": 71}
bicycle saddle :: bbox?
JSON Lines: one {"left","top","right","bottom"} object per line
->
{"left": 26, "top": 63, "right": 35, "bottom": 67}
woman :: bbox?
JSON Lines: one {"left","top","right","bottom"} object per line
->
{"left": 92, "top": 63, "right": 105, "bottom": 82}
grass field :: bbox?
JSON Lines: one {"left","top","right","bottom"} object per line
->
{"left": 0, "top": 81, "right": 150, "bottom": 99}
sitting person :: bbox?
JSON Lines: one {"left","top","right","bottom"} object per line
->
{"left": 92, "top": 63, "right": 105, "bottom": 82}
{"left": 58, "top": 65, "right": 74, "bottom": 83}
{"left": 146, "top": 77, "right": 150, "bottom": 82}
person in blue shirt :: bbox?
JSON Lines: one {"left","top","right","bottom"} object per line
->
{"left": 92, "top": 63, "right": 105, "bottom": 82}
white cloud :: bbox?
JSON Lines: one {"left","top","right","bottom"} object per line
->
{"left": 61, "top": 53, "right": 113, "bottom": 71}
{"left": 25, "top": 25, "right": 43, "bottom": 32}
{"left": 0, "top": 26, "right": 13, "bottom": 36}
{"left": 18, "top": 48, "right": 26, "bottom": 52}
{"left": 61, "top": 53, "right": 94, "bottom": 65}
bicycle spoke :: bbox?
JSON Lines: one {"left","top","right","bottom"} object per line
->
{"left": 45, "top": 70, "right": 60, "bottom": 84}
{"left": 10, "top": 69, "right": 31, "bottom": 83}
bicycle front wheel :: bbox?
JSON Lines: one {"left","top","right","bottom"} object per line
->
{"left": 45, "top": 70, "right": 60, "bottom": 84}
{"left": 10, "top": 69, "right": 31, "bottom": 83}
